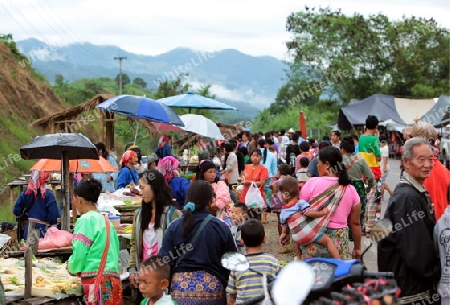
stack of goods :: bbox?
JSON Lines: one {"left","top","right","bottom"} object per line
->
{"left": 115, "top": 197, "right": 142, "bottom": 223}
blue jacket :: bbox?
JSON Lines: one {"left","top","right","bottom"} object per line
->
{"left": 168, "top": 177, "right": 190, "bottom": 208}
{"left": 116, "top": 166, "right": 139, "bottom": 189}
{"left": 155, "top": 144, "right": 172, "bottom": 159}
{"left": 13, "top": 189, "right": 60, "bottom": 239}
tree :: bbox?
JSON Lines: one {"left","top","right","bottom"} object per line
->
{"left": 54, "top": 74, "right": 66, "bottom": 87}
{"left": 154, "top": 75, "right": 190, "bottom": 99}
{"left": 196, "top": 84, "right": 216, "bottom": 99}
{"left": 0, "top": 33, "right": 28, "bottom": 62}
{"left": 132, "top": 77, "right": 147, "bottom": 89}
{"left": 284, "top": 7, "right": 449, "bottom": 102}
{"left": 115, "top": 73, "right": 130, "bottom": 89}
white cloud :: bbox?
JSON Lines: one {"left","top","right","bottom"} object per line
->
{"left": 28, "top": 47, "right": 65, "bottom": 61}
{"left": 187, "top": 79, "right": 272, "bottom": 109}
{"left": 1, "top": 0, "right": 448, "bottom": 59}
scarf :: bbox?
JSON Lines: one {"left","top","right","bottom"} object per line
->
{"left": 25, "top": 169, "right": 49, "bottom": 199}
{"left": 156, "top": 156, "right": 180, "bottom": 182}
{"left": 158, "top": 134, "right": 169, "bottom": 149}
{"left": 121, "top": 150, "right": 137, "bottom": 165}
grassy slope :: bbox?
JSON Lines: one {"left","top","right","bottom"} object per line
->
{"left": 0, "top": 42, "right": 68, "bottom": 221}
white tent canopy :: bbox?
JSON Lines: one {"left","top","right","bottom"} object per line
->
{"left": 394, "top": 98, "right": 436, "bottom": 125}
{"left": 379, "top": 119, "right": 409, "bottom": 132}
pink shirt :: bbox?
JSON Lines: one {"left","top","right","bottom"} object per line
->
{"left": 211, "top": 181, "right": 230, "bottom": 210}
{"left": 300, "top": 177, "right": 360, "bottom": 229}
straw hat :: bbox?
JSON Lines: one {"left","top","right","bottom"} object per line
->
{"left": 411, "top": 121, "right": 438, "bottom": 140}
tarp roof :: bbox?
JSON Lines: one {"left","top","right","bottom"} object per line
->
{"left": 418, "top": 95, "right": 450, "bottom": 127}
{"left": 338, "top": 94, "right": 405, "bottom": 130}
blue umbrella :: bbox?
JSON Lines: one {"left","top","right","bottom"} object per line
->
{"left": 97, "top": 95, "right": 184, "bottom": 126}
{"left": 157, "top": 92, "right": 237, "bottom": 113}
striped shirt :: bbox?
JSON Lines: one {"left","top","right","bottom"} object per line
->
{"left": 226, "top": 252, "right": 281, "bottom": 304}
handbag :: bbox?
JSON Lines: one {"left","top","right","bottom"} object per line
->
{"left": 244, "top": 182, "right": 265, "bottom": 209}
{"left": 287, "top": 183, "right": 346, "bottom": 246}
{"left": 81, "top": 215, "right": 110, "bottom": 305}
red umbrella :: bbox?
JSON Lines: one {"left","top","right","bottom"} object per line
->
{"left": 299, "top": 111, "right": 307, "bottom": 138}
{"left": 153, "top": 122, "right": 184, "bottom": 132}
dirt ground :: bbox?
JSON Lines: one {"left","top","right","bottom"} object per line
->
{"left": 260, "top": 213, "right": 295, "bottom": 264}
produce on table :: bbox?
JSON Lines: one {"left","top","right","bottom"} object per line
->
{"left": 0, "top": 257, "right": 81, "bottom": 297}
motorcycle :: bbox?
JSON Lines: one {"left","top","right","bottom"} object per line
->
{"left": 221, "top": 219, "right": 400, "bottom": 305}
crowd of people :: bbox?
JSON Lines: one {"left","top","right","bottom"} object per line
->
{"left": 7, "top": 116, "right": 450, "bottom": 305}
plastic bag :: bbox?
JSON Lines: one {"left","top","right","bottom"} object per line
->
{"left": 245, "top": 182, "right": 265, "bottom": 209}
{"left": 38, "top": 227, "right": 73, "bottom": 250}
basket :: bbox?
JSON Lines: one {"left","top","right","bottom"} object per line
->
{"left": 232, "top": 184, "right": 244, "bottom": 201}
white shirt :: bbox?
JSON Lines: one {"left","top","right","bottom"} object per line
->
{"left": 379, "top": 145, "right": 390, "bottom": 171}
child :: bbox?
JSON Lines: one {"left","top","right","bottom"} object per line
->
{"left": 295, "top": 156, "right": 310, "bottom": 191}
{"left": 278, "top": 176, "right": 340, "bottom": 259}
{"left": 138, "top": 256, "right": 176, "bottom": 305}
{"left": 379, "top": 137, "right": 393, "bottom": 201}
{"left": 434, "top": 203, "right": 450, "bottom": 303}
{"left": 269, "top": 164, "right": 292, "bottom": 236}
{"left": 229, "top": 202, "right": 249, "bottom": 254}
{"left": 268, "top": 145, "right": 278, "bottom": 160}
{"left": 226, "top": 219, "right": 281, "bottom": 305}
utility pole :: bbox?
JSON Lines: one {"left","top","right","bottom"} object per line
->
{"left": 114, "top": 56, "right": 127, "bottom": 94}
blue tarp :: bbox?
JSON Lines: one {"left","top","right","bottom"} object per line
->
{"left": 338, "top": 94, "right": 405, "bottom": 130}
{"left": 418, "top": 95, "right": 450, "bottom": 127}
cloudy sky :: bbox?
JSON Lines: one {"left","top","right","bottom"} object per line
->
{"left": 1, "top": 0, "right": 448, "bottom": 60}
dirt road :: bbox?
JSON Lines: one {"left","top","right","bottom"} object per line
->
{"left": 261, "top": 158, "right": 403, "bottom": 270}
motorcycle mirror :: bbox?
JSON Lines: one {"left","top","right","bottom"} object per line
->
{"left": 273, "top": 261, "right": 315, "bottom": 305}
{"left": 221, "top": 252, "right": 249, "bottom": 272}
{"left": 368, "top": 218, "right": 393, "bottom": 242}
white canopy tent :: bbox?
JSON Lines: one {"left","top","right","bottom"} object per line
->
{"left": 394, "top": 98, "right": 437, "bottom": 125}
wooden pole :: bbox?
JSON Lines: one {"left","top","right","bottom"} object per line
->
{"left": 61, "top": 153, "right": 70, "bottom": 231}
{"left": 98, "top": 109, "right": 104, "bottom": 143}
{"left": 24, "top": 246, "right": 33, "bottom": 299}
{"left": 106, "top": 112, "right": 115, "bottom": 151}
{"left": 9, "top": 187, "right": 14, "bottom": 217}
{"left": 70, "top": 174, "right": 77, "bottom": 225}
{"left": 49, "top": 119, "right": 55, "bottom": 134}
{"left": 24, "top": 220, "right": 38, "bottom": 299}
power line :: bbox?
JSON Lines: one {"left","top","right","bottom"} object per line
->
{"left": 39, "top": 0, "right": 104, "bottom": 58}
{"left": 3, "top": 1, "right": 105, "bottom": 79}
{"left": 27, "top": 1, "right": 100, "bottom": 61}
{"left": 0, "top": 3, "right": 32, "bottom": 35}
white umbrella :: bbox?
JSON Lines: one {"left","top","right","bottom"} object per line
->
{"left": 180, "top": 114, "right": 225, "bottom": 140}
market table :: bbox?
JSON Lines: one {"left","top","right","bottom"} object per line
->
{"left": 179, "top": 162, "right": 198, "bottom": 174}
{"left": 5, "top": 247, "right": 73, "bottom": 260}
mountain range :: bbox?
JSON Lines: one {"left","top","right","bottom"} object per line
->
{"left": 16, "top": 38, "right": 288, "bottom": 112}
